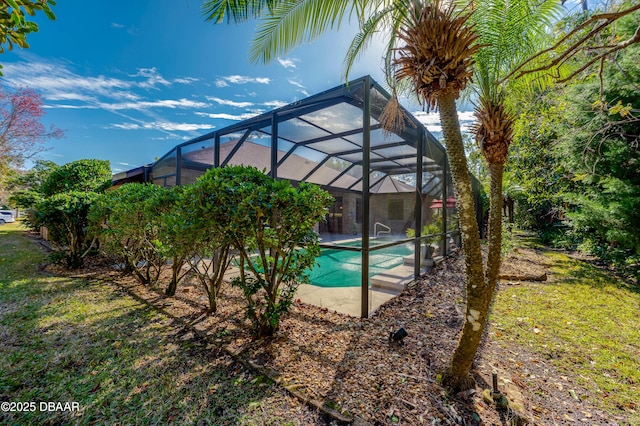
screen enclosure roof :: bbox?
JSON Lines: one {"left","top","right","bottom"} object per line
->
{"left": 116, "top": 76, "right": 451, "bottom": 196}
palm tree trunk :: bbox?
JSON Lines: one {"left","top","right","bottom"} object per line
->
{"left": 438, "top": 93, "right": 487, "bottom": 391}
{"left": 485, "top": 162, "right": 504, "bottom": 289}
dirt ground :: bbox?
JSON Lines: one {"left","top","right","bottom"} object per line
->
{"left": 45, "top": 244, "right": 627, "bottom": 425}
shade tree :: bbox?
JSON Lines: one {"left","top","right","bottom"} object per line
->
{"left": 0, "top": 0, "right": 57, "bottom": 75}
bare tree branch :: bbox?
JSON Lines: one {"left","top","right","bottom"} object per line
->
{"left": 502, "top": 3, "right": 640, "bottom": 84}
{"left": 557, "top": 24, "right": 640, "bottom": 83}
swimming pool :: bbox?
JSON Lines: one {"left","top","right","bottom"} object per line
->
{"left": 308, "top": 240, "right": 413, "bottom": 288}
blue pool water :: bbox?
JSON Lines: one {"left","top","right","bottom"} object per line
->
{"left": 308, "top": 241, "right": 412, "bottom": 287}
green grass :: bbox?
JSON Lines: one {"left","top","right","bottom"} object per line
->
{"left": 492, "top": 247, "right": 640, "bottom": 422}
{"left": 0, "top": 222, "right": 315, "bottom": 425}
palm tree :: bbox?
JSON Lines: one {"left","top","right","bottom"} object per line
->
{"left": 202, "top": 0, "right": 558, "bottom": 390}
{"left": 447, "top": 0, "right": 561, "bottom": 389}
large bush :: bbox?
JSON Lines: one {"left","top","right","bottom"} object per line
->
{"left": 177, "top": 175, "right": 237, "bottom": 313}
{"left": 41, "top": 159, "right": 111, "bottom": 196}
{"left": 35, "top": 159, "right": 111, "bottom": 269}
{"left": 36, "top": 191, "right": 100, "bottom": 269}
{"left": 90, "top": 183, "right": 184, "bottom": 287}
{"left": 203, "top": 166, "right": 333, "bottom": 337}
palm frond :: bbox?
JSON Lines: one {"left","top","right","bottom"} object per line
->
{"left": 468, "top": 0, "right": 562, "bottom": 103}
{"left": 343, "top": 3, "right": 404, "bottom": 81}
{"left": 202, "top": 0, "right": 276, "bottom": 24}
{"left": 249, "top": 0, "right": 351, "bottom": 64}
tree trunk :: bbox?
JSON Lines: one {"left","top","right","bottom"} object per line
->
{"left": 485, "top": 163, "right": 504, "bottom": 289}
{"left": 165, "top": 276, "right": 177, "bottom": 296}
{"left": 437, "top": 94, "right": 486, "bottom": 391}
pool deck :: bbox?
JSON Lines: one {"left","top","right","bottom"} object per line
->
{"left": 224, "top": 265, "right": 409, "bottom": 317}
{"left": 295, "top": 283, "right": 401, "bottom": 317}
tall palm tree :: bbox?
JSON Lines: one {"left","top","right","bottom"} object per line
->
{"left": 202, "top": 0, "right": 558, "bottom": 390}
{"left": 384, "top": 1, "right": 484, "bottom": 391}
{"left": 449, "top": 0, "right": 561, "bottom": 389}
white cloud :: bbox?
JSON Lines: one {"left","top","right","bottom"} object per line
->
{"left": 133, "top": 67, "right": 171, "bottom": 89}
{"left": 2, "top": 60, "right": 212, "bottom": 116}
{"left": 206, "top": 96, "right": 254, "bottom": 108}
{"left": 215, "top": 75, "right": 271, "bottom": 87}
{"left": 43, "top": 104, "right": 99, "bottom": 109}
{"left": 173, "top": 77, "right": 199, "bottom": 84}
{"left": 196, "top": 111, "right": 260, "bottom": 121}
{"left": 2, "top": 61, "right": 133, "bottom": 99}
{"left": 111, "top": 22, "right": 124, "bottom": 29}
{"left": 413, "top": 110, "right": 475, "bottom": 134}
{"left": 278, "top": 57, "right": 297, "bottom": 69}
{"left": 102, "top": 98, "right": 210, "bottom": 111}
{"left": 111, "top": 121, "right": 216, "bottom": 132}
{"left": 288, "top": 78, "right": 305, "bottom": 89}
{"left": 263, "top": 100, "right": 287, "bottom": 109}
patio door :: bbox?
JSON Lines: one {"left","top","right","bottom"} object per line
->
{"left": 326, "top": 196, "right": 343, "bottom": 234}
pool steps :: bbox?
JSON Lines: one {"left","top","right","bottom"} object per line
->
{"left": 370, "top": 255, "right": 444, "bottom": 293}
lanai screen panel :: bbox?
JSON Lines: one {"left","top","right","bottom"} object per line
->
{"left": 151, "top": 148, "right": 177, "bottom": 186}
{"left": 180, "top": 139, "right": 214, "bottom": 185}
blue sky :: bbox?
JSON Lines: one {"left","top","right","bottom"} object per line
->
{"left": 2, "top": 0, "right": 584, "bottom": 174}
{"left": 0, "top": 0, "right": 472, "bottom": 174}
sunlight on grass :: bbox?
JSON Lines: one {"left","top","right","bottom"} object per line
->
{"left": 1, "top": 223, "right": 312, "bottom": 424}
{"left": 492, "top": 250, "right": 640, "bottom": 421}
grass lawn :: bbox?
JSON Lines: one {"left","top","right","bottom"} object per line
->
{"left": 491, "top": 243, "right": 640, "bottom": 423}
{"left": 0, "top": 222, "right": 320, "bottom": 425}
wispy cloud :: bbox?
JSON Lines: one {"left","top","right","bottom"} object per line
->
{"left": 102, "top": 98, "right": 210, "bottom": 111}
{"left": 111, "top": 120, "right": 216, "bottom": 132}
{"left": 132, "top": 67, "right": 171, "bottom": 89}
{"left": 111, "top": 22, "right": 124, "bottom": 29}
{"left": 413, "top": 110, "right": 475, "bottom": 133}
{"left": 42, "top": 104, "right": 99, "bottom": 109}
{"left": 214, "top": 75, "right": 271, "bottom": 87}
{"left": 278, "top": 57, "right": 297, "bottom": 69}
{"left": 196, "top": 111, "right": 260, "bottom": 121}
{"left": 206, "top": 96, "right": 254, "bottom": 108}
{"left": 287, "top": 78, "right": 305, "bottom": 89}
{"left": 2, "top": 61, "right": 132, "bottom": 99}
{"left": 173, "top": 77, "right": 199, "bottom": 84}
{"left": 287, "top": 78, "right": 309, "bottom": 97}
{"left": 263, "top": 100, "right": 287, "bottom": 109}
{"left": 1, "top": 60, "right": 210, "bottom": 115}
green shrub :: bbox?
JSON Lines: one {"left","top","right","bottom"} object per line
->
{"left": 176, "top": 177, "right": 235, "bottom": 312}
{"left": 33, "top": 159, "right": 111, "bottom": 269}
{"left": 36, "top": 191, "right": 100, "bottom": 269}
{"left": 200, "top": 166, "right": 333, "bottom": 337}
{"left": 90, "top": 183, "right": 172, "bottom": 286}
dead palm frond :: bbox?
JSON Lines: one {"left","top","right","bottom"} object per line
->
{"left": 392, "top": 0, "right": 481, "bottom": 111}
{"left": 471, "top": 96, "right": 514, "bottom": 165}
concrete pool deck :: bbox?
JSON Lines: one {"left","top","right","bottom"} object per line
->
{"left": 223, "top": 265, "right": 405, "bottom": 317}
{"left": 295, "top": 283, "right": 402, "bottom": 317}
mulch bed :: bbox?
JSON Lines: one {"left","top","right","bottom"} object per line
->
{"left": 44, "top": 245, "right": 625, "bottom": 425}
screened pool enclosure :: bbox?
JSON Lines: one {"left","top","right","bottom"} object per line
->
{"left": 113, "top": 76, "right": 481, "bottom": 317}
